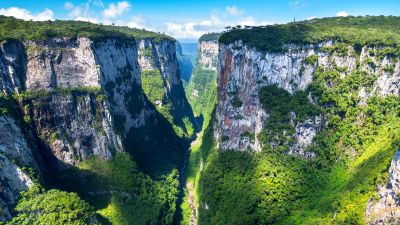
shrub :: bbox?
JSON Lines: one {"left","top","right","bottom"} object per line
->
{"left": 304, "top": 55, "right": 318, "bottom": 65}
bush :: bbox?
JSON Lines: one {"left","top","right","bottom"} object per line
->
{"left": 304, "top": 55, "right": 318, "bottom": 65}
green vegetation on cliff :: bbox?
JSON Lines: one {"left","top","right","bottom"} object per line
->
{"left": 185, "top": 66, "right": 217, "bottom": 119}
{"left": 0, "top": 15, "right": 173, "bottom": 42}
{"left": 5, "top": 84, "right": 185, "bottom": 225}
{"left": 199, "top": 73, "right": 400, "bottom": 224}
{"left": 198, "top": 33, "right": 221, "bottom": 43}
{"left": 141, "top": 69, "right": 165, "bottom": 104}
{"left": 220, "top": 16, "right": 400, "bottom": 52}
{"left": 197, "top": 24, "right": 400, "bottom": 224}
{"left": 140, "top": 69, "right": 196, "bottom": 138}
{"left": 258, "top": 85, "right": 321, "bottom": 153}
{"left": 0, "top": 94, "right": 20, "bottom": 117}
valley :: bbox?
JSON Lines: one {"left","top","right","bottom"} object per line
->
{"left": 1, "top": 14, "right": 400, "bottom": 225}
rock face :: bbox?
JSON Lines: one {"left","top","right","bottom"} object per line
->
{"left": 198, "top": 40, "right": 219, "bottom": 71}
{"left": 0, "top": 36, "right": 191, "bottom": 220}
{"left": 187, "top": 40, "right": 218, "bottom": 102}
{"left": 0, "top": 40, "right": 27, "bottom": 94}
{"left": 137, "top": 38, "right": 196, "bottom": 129}
{"left": 0, "top": 36, "right": 190, "bottom": 164}
{"left": 215, "top": 40, "right": 400, "bottom": 153}
{"left": 0, "top": 116, "right": 37, "bottom": 220}
{"left": 25, "top": 38, "right": 100, "bottom": 90}
{"left": 138, "top": 39, "right": 182, "bottom": 88}
{"left": 366, "top": 150, "right": 400, "bottom": 224}
{"left": 287, "top": 115, "right": 323, "bottom": 158}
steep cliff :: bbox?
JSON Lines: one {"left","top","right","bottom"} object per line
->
{"left": 199, "top": 16, "right": 400, "bottom": 225}
{"left": 366, "top": 149, "right": 400, "bottom": 224}
{"left": 0, "top": 16, "right": 192, "bottom": 224}
{"left": 138, "top": 38, "right": 197, "bottom": 138}
{"left": 0, "top": 115, "right": 37, "bottom": 220}
{"left": 186, "top": 33, "right": 220, "bottom": 119}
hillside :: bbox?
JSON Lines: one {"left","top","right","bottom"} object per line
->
{"left": 194, "top": 16, "right": 400, "bottom": 225}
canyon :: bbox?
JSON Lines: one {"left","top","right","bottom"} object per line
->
{"left": 1, "top": 16, "right": 400, "bottom": 225}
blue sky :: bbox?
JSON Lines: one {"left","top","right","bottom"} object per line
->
{"left": 0, "top": 0, "right": 399, "bottom": 42}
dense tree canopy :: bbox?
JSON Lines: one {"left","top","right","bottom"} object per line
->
{"left": 0, "top": 16, "right": 173, "bottom": 42}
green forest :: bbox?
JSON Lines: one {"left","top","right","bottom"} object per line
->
{"left": 196, "top": 17, "right": 400, "bottom": 224}
{"left": 220, "top": 16, "right": 400, "bottom": 52}
{"left": 0, "top": 15, "right": 172, "bottom": 42}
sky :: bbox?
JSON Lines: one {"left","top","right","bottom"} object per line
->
{"left": 0, "top": 0, "right": 399, "bottom": 42}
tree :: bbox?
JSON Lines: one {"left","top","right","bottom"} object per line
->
{"left": 7, "top": 186, "right": 97, "bottom": 225}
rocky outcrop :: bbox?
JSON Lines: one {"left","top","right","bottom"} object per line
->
{"left": 287, "top": 114, "right": 323, "bottom": 158}
{"left": 0, "top": 116, "right": 37, "bottom": 221}
{"left": 215, "top": 41, "right": 320, "bottom": 152}
{"left": 198, "top": 40, "right": 219, "bottom": 71}
{"left": 28, "top": 93, "right": 121, "bottom": 165}
{"left": 25, "top": 38, "right": 100, "bottom": 90}
{"left": 0, "top": 40, "right": 27, "bottom": 94}
{"left": 215, "top": 40, "right": 400, "bottom": 153}
{"left": 137, "top": 38, "right": 196, "bottom": 133}
{"left": 366, "top": 150, "right": 400, "bottom": 224}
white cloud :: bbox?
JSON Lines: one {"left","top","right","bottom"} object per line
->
{"left": 306, "top": 16, "right": 317, "bottom": 20}
{"left": 0, "top": 7, "right": 54, "bottom": 21}
{"left": 127, "top": 15, "right": 155, "bottom": 30}
{"left": 236, "top": 16, "right": 269, "bottom": 26}
{"left": 35, "top": 9, "right": 54, "bottom": 21}
{"left": 64, "top": 1, "right": 105, "bottom": 24}
{"left": 225, "top": 6, "right": 244, "bottom": 16}
{"left": 64, "top": 2, "right": 89, "bottom": 18}
{"left": 164, "top": 22, "right": 209, "bottom": 39}
{"left": 90, "top": 0, "right": 104, "bottom": 7}
{"left": 64, "top": 2, "right": 74, "bottom": 10}
{"left": 290, "top": 0, "right": 306, "bottom": 10}
{"left": 75, "top": 16, "right": 98, "bottom": 23}
{"left": 103, "top": 1, "right": 130, "bottom": 18}
{"left": 336, "top": 11, "right": 350, "bottom": 17}
{"left": 163, "top": 9, "right": 270, "bottom": 40}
